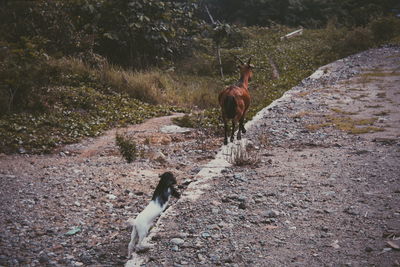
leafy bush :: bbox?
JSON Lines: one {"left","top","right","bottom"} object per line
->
{"left": 0, "top": 38, "right": 56, "bottom": 114}
{"left": 116, "top": 132, "right": 137, "bottom": 163}
{"left": 369, "top": 16, "right": 400, "bottom": 42}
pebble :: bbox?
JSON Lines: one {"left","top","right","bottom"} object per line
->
{"left": 107, "top": 194, "right": 117, "bottom": 200}
{"left": 201, "top": 232, "right": 211, "bottom": 238}
{"left": 263, "top": 210, "right": 280, "bottom": 218}
{"left": 197, "top": 253, "right": 206, "bottom": 262}
{"left": 170, "top": 238, "right": 185, "bottom": 246}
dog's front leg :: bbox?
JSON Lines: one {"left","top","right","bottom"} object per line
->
{"left": 127, "top": 224, "right": 138, "bottom": 259}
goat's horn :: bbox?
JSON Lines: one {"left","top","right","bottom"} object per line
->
{"left": 247, "top": 57, "right": 252, "bottom": 65}
{"left": 233, "top": 54, "right": 245, "bottom": 65}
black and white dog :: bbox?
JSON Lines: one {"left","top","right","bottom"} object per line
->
{"left": 127, "top": 172, "right": 180, "bottom": 258}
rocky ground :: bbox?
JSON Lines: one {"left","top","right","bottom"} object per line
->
{"left": 1, "top": 46, "right": 400, "bottom": 267}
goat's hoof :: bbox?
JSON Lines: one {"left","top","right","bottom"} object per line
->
{"left": 237, "top": 136, "right": 242, "bottom": 140}
{"left": 230, "top": 137, "right": 234, "bottom": 142}
{"left": 242, "top": 129, "right": 246, "bottom": 134}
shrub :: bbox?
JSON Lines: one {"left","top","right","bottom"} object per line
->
{"left": 0, "top": 38, "right": 56, "bottom": 114}
{"left": 369, "top": 16, "right": 400, "bottom": 42}
{"left": 115, "top": 132, "right": 137, "bottom": 163}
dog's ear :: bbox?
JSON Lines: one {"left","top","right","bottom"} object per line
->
{"left": 160, "top": 171, "right": 176, "bottom": 185}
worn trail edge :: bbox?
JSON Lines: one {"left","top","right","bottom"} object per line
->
{"left": 127, "top": 47, "right": 400, "bottom": 266}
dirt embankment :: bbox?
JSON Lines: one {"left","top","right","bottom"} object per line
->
{"left": 1, "top": 46, "right": 400, "bottom": 267}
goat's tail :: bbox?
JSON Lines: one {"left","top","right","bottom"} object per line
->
{"left": 224, "top": 95, "right": 237, "bottom": 119}
{"left": 127, "top": 220, "right": 138, "bottom": 259}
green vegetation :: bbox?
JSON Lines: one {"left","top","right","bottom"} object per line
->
{"left": 306, "top": 115, "right": 384, "bottom": 134}
{"left": 1, "top": 0, "right": 399, "bottom": 154}
{"left": 331, "top": 108, "right": 359, "bottom": 115}
{"left": 116, "top": 132, "right": 137, "bottom": 163}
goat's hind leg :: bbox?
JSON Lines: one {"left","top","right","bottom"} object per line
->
{"left": 232, "top": 120, "right": 238, "bottom": 141}
{"left": 223, "top": 120, "right": 228, "bottom": 145}
{"left": 239, "top": 117, "right": 246, "bottom": 134}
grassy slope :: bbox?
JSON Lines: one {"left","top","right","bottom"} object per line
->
{"left": 1, "top": 22, "right": 399, "bottom": 154}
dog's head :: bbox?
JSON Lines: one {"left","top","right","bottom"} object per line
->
{"left": 159, "top": 171, "right": 177, "bottom": 187}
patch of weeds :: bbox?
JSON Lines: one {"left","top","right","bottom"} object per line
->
{"left": 351, "top": 94, "right": 369, "bottom": 100}
{"left": 365, "top": 104, "right": 384, "bottom": 108}
{"left": 305, "top": 123, "right": 331, "bottom": 131}
{"left": 326, "top": 115, "right": 383, "bottom": 134}
{"left": 331, "top": 108, "right": 358, "bottom": 115}
{"left": 373, "top": 110, "right": 391, "bottom": 116}
{"left": 376, "top": 92, "right": 386, "bottom": 98}
{"left": 290, "top": 111, "right": 311, "bottom": 118}
{"left": 362, "top": 71, "right": 400, "bottom": 77}
{"left": 296, "top": 91, "right": 311, "bottom": 97}
{"left": 347, "top": 87, "right": 364, "bottom": 92}
{"left": 258, "top": 134, "right": 269, "bottom": 146}
{"left": 172, "top": 114, "right": 196, "bottom": 128}
{"left": 115, "top": 132, "right": 137, "bottom": 163}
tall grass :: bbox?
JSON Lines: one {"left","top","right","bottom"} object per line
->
{"left": 50, "top": 57, "right": 223, "bottom": 109}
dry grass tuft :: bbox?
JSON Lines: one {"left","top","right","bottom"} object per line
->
{"left": 365, "top": 104, "right": 384, "bottom": 108}
{"left": 331, "top": 108, "right": 358, "bottom": 115}
{"left": 290, "top": 111, "right": 311, "bottom": 118}
{"left": 305, "top": 123, "right": 331, "bottom": 131}
{"left": 373, "top": 110, "right": 391, "bottom": 116}
{"left": 326, "top": 115, "right": 383, "bottom": 134}
{"left": 227, "top": 142, "right": 260, "bottom": 166}
{"left": 351, "top": 93, "right": 369, "bottom": 100}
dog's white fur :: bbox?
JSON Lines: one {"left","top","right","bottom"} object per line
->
{"left": 127, "top": 172, "right": 179, "bottom": 259}
{"left": 127, "top": 190, "right": 170, "bottom": 258}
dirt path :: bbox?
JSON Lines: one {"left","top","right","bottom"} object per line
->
{"left": 0, "top": 113, "right": 220, "bottom": 266}
{"left": 1, "top": 47, "right": 400, "bottom": 267}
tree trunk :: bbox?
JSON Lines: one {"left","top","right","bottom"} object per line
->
{"left": 217, "top": 44, "right": 224, "bottom": 79}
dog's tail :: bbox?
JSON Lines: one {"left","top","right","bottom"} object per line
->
{"left": 127, "top": 220, "right": 138, "bottom": 259}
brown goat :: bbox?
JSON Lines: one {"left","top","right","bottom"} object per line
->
{"left": 218, "top": 57, "right": 254, "bottom": 145}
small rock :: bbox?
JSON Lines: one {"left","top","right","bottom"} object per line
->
{"left": 322, "top": 191, "right": 336, "bottom": 196}
{"left": 209, "top": 254, "right": 219, "bottom": 261}
{"left": 238, "top": 203, "right": 246, "bottom": 209}
{"left": 343, "top": 206, "right": 359, "bottom": 215}
{"left": 161, "top": 125, "right": 191, "bottom": 134}
{"left": 263, "top": 210, "right": 280, "bottom": 218}
{"left": 38, "top": 254, "right": 49, "bottom": 264}
{"left": 197, "top": 254, "right": 206, "bottom": 262}
{"left": 171, "top": 245, "right": 179, "bottom": 252}
{"left": 107, "top": 194, "right": 117, "bottom": 200}
{"left": 170, "top": 238, "right": 185, "bottom": 246}
{"left": 201, "top": 232, "right": 211, "bottom": 238}
{"left": 330, "top": 240, "right": 340, "bottom": 249}
{"left": 65, "top": 227, "right": 81, "bottom": 236}
{"left": 365, "top": 246, "right": 373, "bottom": 252}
